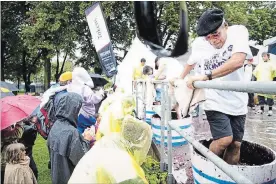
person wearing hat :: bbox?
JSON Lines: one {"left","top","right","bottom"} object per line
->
{"left": 40, "top": 71, "right": 72, "bottom": 108}
{"left": 59, "top": 71, "right": 72, "bottom": 86}
{"left": 253, "top": 52, "right": 275, "bottom": 116}
{"left": 132, "top": 58, "right": 147, "bottom": 90}
{"left": 133, "top": 58, "right": 147, "bottom": 81}
{"left": 176, "top": 8, "right": 253, "bottom": 165}
{"left": 67, "top": 67, "right": 105, "bottom": 134}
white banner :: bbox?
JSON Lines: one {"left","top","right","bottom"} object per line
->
{"left": 85, "top": 3, "right": 117, "bottom": 77}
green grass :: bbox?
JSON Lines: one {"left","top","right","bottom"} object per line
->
{"left": 33, "top": 135, "right": 161, "bottom": 184}
{"left": 33, "top": 135, "right": 51, "bottom": 184}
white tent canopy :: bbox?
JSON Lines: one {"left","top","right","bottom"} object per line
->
{"left": 263, "top": 37, "right": 276, "bottom": 46}
{"left": 115, "top": 37, "right": 189, "bottom": 94}
{"left": 115, "top": 37, "right": 157, "bottom": 94}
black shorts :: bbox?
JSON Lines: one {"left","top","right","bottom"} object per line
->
{"left": 205, "top": 110, "right": 246, "bottom": 142}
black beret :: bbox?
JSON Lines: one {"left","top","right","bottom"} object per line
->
{"left": 196, "top": 8, "right": 224, "bottom": 36}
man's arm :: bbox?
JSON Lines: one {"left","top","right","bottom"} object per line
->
{"left": 154, "top": 64, "right": 166, "bottom": 80}
{"left": 180, "top": 63, "right": 196, "bottom": 79}
{"left": 187, "top": 52, "right": 246, "bottom": 88}
{"left": 211, "top": 52, "right": 246, "bottom": 79}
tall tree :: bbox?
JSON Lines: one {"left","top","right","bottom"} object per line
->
{"left": 68, "top": 1, "right": 136, "bottom": 70}
{"left": 1, "top": 1, "right": 26, "bottom": 81}
{"left": 2, "top": 1, "right": 275, "bottom": 90}
{"left": 247, "top": 4, "right": 276, "bottom": 44}
{"left": 1, "top": 1, "right": 42, "bottom": 91}
{"left": 21, "top": 1, "right": 77, "bottom": 90}
{"left": 51, "top": 60, "right": 74, "bottom": 81}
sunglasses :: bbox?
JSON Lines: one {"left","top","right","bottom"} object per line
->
{"left": 205, "top": 27, "right": 222, "bottom": 41}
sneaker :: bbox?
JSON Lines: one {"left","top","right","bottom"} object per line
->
{"left": 255, "top": 110, "right": 264, "bottom": 114}
{"left": 267, "top": 110, "right": 273, "bottom": 116}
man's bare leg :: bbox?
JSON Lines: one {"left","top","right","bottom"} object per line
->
{"left": 172, "top": 103, "right": 181, "bottom": 119}
{"left": 209, "top": 136, "right": 233, "bottom": 156}
{"left": 223, "top": 141, "right": 241, "bottom": 165}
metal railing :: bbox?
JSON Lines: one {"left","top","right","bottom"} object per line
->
{"left": 193, "top": 81, "right": 276, "bottom": 94}
{"left": 133, "top": 79, "right": 170, "bottom": 172}
{"left": 131, "top": 79, "right": 276, "bottom": 184}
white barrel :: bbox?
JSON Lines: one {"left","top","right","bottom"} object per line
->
{"left": 191, "top": 140, "right": 276, "bottom": 184}
{"left": 145, "top": 110, "right": 155, "bottom": 125}
{"left": 151, "top": 117, "right": 193, "bottom": 147}
{"left": 145, "top": 105, "right": 161, "bottom": 125}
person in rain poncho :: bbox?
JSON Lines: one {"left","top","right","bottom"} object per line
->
{"left": 47, "top": 92, "right": 93, "bottom": 184}
{"left": 253, "top": 52, "right": 276, "bottom": 116}
{"left": 68, "top": 115, "right": 152, "bottom": 184}
{"left": 40, "top": 71, "right": 72, "bottom": 108}
{"left": 133, "top": 58, "right": 146, "bottom": 80}
{"left": 67, "top": 67, "right": 105, "bottom": 133}
{"left": 58, "top": 71, "right": 72, "bottom": 86}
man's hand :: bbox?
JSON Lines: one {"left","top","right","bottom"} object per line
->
{"left": 186, "top": 75, "right": 208, "bottom": 89}
{"left": 169, "top": 77, "right": 178, "bottom": 87}
{"left": 98, "top": 88, "right": 105, "bottom": 98}
{"left": 83, "top": 127, "right": 94, "bottom": 141}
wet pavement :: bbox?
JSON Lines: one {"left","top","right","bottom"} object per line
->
{"left": 244, "top": 106, "right": 276, "bottom": 151}
{"left": 155, "top": 105, "right": 276, "bottom": 183}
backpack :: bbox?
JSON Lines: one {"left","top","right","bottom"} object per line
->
{"left": 34, "top": 90, "right": 67, "bottom": 140}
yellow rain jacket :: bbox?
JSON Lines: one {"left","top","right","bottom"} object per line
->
{"left": 253, "top": 60, "right": 276, "bottom": 98}
{"left": 96, "top": 94, "right": 135, "bottom": 140}
{"left": 68, "top": 115, "right": 152, "bottom": 184}
{"left": 133, "top": 64, "right": 146, "bottom": 80}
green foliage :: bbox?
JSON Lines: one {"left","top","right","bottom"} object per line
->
{"left": 1, "top": 1, "right": 26, "bottom": 81}
{"left": 141, "top": 156, "right": 168, "bottom": 184}
{"left": 155, "top": 2, "right": 180, "bottom": 48}
{"left": 214, "top": 1, "right": 248, "bottom": 25}
{"left": 2, "top": 1, "right": 276, "bottom": 89}
{"left": 21, "top": 2, "right": 77, "bottom": 54}
{"left": 30, "top": 61, "right": 73, "bottom": 82}
{"left": 20, "top": 2, "right": 79, "bottom": 87}
{"left": 70, "top": 1, "right": 136, "bottom": 68}
{"left": 51, "top": 61, "right": 74, "bottom": 81}
{"left": 247, "top": 6, "right": 276, "bottom": 44}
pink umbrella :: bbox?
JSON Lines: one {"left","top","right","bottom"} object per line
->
{"left": 1, "top": 95, "right": 41, "bottom": 130}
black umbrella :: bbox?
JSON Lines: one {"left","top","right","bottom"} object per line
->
{"left": 249, "top": 46, "right": 259, "bottom": 56}
{"left": 0, "top": 81, "right": 18, "bottom": 91}
{"left": 89, "top": 73, "right": 109, "bottom": 87}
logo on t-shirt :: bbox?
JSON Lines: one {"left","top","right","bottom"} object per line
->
{"left": 204, "top": 45, "right": 233, "bottom": 70}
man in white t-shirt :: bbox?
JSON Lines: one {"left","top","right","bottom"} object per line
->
{"left": 154, "top": 57, "right": 183, "bottom": 117}
{"left": 177, "top": 9, "right": 253, "bottom": 165}
{"left": 154, "top": 57, "right": 183, "bottom": 80}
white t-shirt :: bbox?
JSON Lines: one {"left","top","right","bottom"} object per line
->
{"left": 158, "top": 57, "right": 183, "bottom": 80}
{"left": 244, "top": 64, "right": 253, "bottom": 82}
{"left": 187, "top": 25, "right": 253, "bottom": 115}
